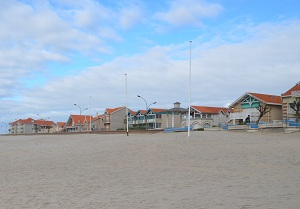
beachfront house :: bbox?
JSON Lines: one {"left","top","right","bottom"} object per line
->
{"left": 228, "top": 92, "right": 282, "bottom": 124}
{"left": 9, "top": 118, "right": 56, "bottom": 134}
{"left": 183, "top": 106, "right": 230, "bottom": 129}
{"left": 56, "top": 122, "right": 66, "bottom": 132}
{"left": 65, "top": 115, "right": 93, "bottom": 132}
{"left": 129, "top": 106, "right": 182, "bottom": 130}
{"left": 9, "top": 118, "right": 35, "bottom": 134}
{"left": 281, "top": 81, "right": 300, "bottom": 122}
{"left": 34, "top": 120, "right": 56, "bottom": 133}
{"left": 95, "top": 107, "right": 128, "bottom": 131}
{"left": 91, "top": 114, "right": 104, "bottom": 131}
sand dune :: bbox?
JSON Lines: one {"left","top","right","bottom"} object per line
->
{"left": 0, "top": 131, "right": 299, "bottom": 209}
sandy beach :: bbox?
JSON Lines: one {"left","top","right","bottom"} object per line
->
{"left": 0, "top": 131, "right": 299, "bottom": 209}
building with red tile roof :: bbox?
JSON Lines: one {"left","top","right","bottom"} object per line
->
{"left": 90, "top": 107, "right": 129, "bottom": 131}
{"left": 56, "top": 122, "right": 66, "bottom": 132}
{"left": 229, "top": 92, "right": 282, "bottom": 124}
{"left": 281, "top": 81, "right": 300, "bottom": 121}
{"left": 130, "top": 108, "right": 170, "bottom": 129}
{"left": 184, "top": 105, "right": 231, "bottom": 128}
{"left": 65, "top": 115, "right": 93, "bottom": 132}
{"left": 129, "top": 103, "right": 184, "bottom": 130}
{"left": 9, "top": 118, "right": 56, "bottom": 134}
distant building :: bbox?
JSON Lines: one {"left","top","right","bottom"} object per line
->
{"left": 65, "top": 115, "right": 93, "bottom": 132}
{"left": 129, "top": 106, "right": 182, "bottom": 130}
{"left": 56, "top": 122, "right": 66, "bottom": 132}
{"left": 34, "top": 120, "right": 56, "bottom": 133}
{"left": 229, "top": 92, "right": 282, "bottom": 124}
{"left": 9, "top": 118, "right": 55, "bottom": 134}
{"left": 185, "top": 106, "right": 231, "bottom": 128}
{"left": 91, "top": 114, "right": 104, "bottom": 131}
{"left": 90, "top": 107, "right": 128, "bottom": 131}
{"left": 167, "top": 102, "right": 187, "bottom": 128}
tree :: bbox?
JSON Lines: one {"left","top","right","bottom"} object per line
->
{"left": 289, "top": 99, "right": 300, "bottom": 121}
{"left": 256, "top": 103, "right": 272, "bottom": 124}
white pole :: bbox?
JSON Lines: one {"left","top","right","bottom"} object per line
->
{"left": 188, "top": 40, "right": 192, "bottom": 137}
{"left": 125, "top": 74, "right": 129, "bottom": 136}
{"left": 90, "top": 96, "right": 92, "bottom": 132}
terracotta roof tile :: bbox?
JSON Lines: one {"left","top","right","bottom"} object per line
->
{"left": 149, "top": 108, "right": 167, "bottom": 113}
{"left": 192, "top": 106, "right": 229, "bottom": 114}
{"left": 281, "top": 81, "right": 300, "bottom": 97}
{"left": 139, "top": 110, "right": 147, "bottom": 114}
{"left": 57, "top": 122, "right": 66, "bottom": 127}
{"left": 249, "top": 92, "right": 282, "bottom": 105}
{"left": 10, "top": 118, "right": 35, "bottom": 125}
{"left": 35, "top": 120, "right": 55, "bottom": 126}
{"left": 71, "top": 115, "right": 93, "bottom": 125}
{"left": 106, "top": 107, "right": 124, "bottom": 114}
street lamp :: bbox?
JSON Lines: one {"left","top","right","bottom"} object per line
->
{"left": 74, "top": 104, "right": 88, "bottom": 115}
{"left": 74, "top": 104, "right": 88, "bottom": 132}
{"left": 137, "top": 95, "right": 157, "bottom": 130}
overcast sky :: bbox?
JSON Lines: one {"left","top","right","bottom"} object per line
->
{"left": 1, "top": 0, "right": 300, "bottom": 126}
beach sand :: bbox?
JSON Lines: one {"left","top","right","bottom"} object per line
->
{"left": 0, "top": 131, "right": 299, "bottom": 209}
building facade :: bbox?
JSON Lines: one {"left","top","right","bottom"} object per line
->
{"left": 65, "top": 115, "right": 93, "bottom": 132}
{"left": 128, "top": 108, "right": 182, "bottom": 130}
{"left": 229, "top": 92, "right": 282, "bottom": 124}
{"left": 9, "top": 118, "right": 55, "bottom": 134}
{"left": 182, "top": 106, "right": 230, "bottom": 129}
{"left": 281, "top": 81, "right": 300, "bottom": 122}
{"left": 90, "top": 107, "right": 128, "bottom": 131}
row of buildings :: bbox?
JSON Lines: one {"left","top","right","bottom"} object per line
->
{"left": 8, "top": 81, "right": 300, "bottom": 134}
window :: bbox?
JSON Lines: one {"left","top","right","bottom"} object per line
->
{"left": 148, "top": 115, "right": 155, "bottom": 119}
{"left": 195, "top": 113, "right": 201, "bottom": 118}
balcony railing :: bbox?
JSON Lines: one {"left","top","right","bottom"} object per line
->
{"left": 103, "top": 119, "right": 111, "bottom": 124}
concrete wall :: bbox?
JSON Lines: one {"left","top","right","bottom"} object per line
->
{"left": 111, "top": 108, "right": 126, "bottom": 130}
{"left": 162, "top": 113, "right": 181, "bottom": 128}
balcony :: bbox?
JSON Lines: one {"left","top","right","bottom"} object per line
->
{"left": 103, "top": 119, "right": 111, "bottom": 124}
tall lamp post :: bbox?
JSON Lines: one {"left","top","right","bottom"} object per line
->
{"left": 74, "top": 104, "right": 88, "bottom": 132}
{"left": 137, "top": 95, "right": 156, "bottom": 130}
{"left": 74, "top": 104, "right": 88, "bottom": 115}
{"left": 188, "top": 40, "right": 192, "bottom": 137}
{"left": 125, "top": 74, "right": 129, "bottom": 136}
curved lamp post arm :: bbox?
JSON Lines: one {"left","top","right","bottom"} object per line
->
{"left": 137, "top": 95, "right": 157, "bottom": 130}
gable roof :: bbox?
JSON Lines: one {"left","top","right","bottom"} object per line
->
{"left": 10, "top": 118, "right": 55, "bottom": 126}
{"left": 249, "top": 92, "right": 282, "bottom": 104}
{"left": 191, "top": 106, "right": 229, "bottom": 114}
{"left": 57, "top": 122, "right": 66, "bottom": 127}
{"left": 148, "top": 108, "right": 168, "bottom": 114}
{"left": 281, "top": 81, "right": 300, "bottom": 97}
{"left": 10, "top": 118, "right": 35, "bottom": 125}
{"left": 92, "top": 114, "right": 104, "bottom": 121}
{"left": 35, "top": 120, "right": 55, "bottom": 126}
{"left": 71, "top": 115, "right": 93, "bottom": 125}
{"left": 105, "top": 106, "right": 125, "bottom": 114}
{"left": 137, "top": 110, "right": 147, "bottom": 115}
{"left": 230, "top": 92, "right": 282, "bottom": 107}
{"left": 128, "top": 110, "right": 137, "bottom": 115}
